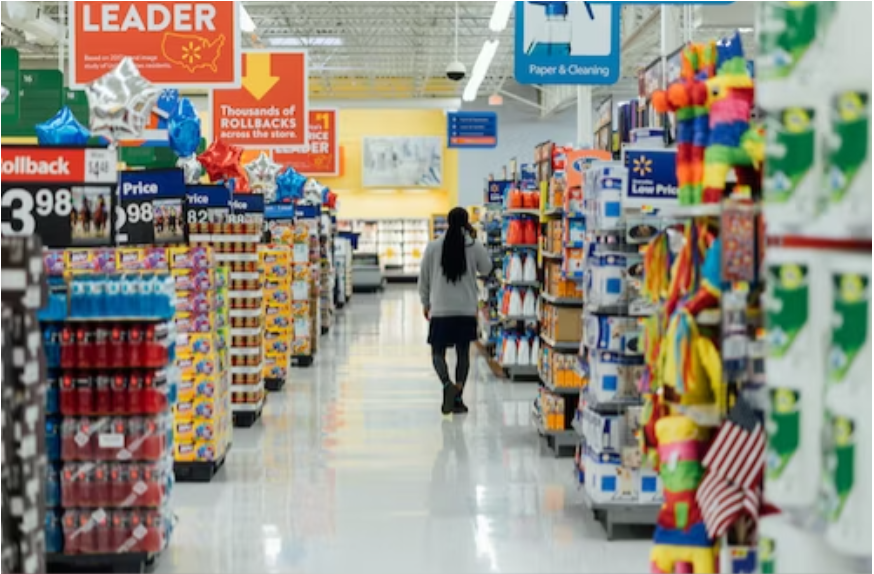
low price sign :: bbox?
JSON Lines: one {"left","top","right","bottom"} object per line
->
{"left": 184, "top": 184, "right": 230, "bottom": 225}
{"left": 1, "top": 147, "right": 117, "bottom": 247}
{"left": 116, "top": 169, "right": 186, "bottom": 245}
{"left": 274, "top": 109, "right": 339, "bottom": 176}
{"left": 211, "top": 51, "right": 308, "bottom": 147}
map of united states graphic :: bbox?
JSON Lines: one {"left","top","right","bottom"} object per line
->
{"left": 161, "top": 33, "right": 225, "bottom": 73}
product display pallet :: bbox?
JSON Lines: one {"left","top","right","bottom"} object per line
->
{"left": 264, "top": 378, "right": 286, "bottom": 392}
{"left": 47, "top": 551, "right": 159, "bottom": 574}
{"left": 174, "top": 443, "right": 231, "bottom": 483}
{"left": 291, "top": 355, "right": 314, "bottom": 368}
{"left": 581, "top": 489, "right": 659, "bottom": 541}
{"left": 232, "top": 405, "right": 263, "bottom": 428}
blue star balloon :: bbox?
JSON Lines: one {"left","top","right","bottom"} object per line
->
{"left": 155, "top": 89, "right": 179, "bottom": 128}
{"left": 35, "top": 107, "right": 91, "bottom": 146}
{"left": 168, "top": 97, "right": 201, "bottom": 158}
{"left": 275, "top": 167, "right": 307, "bottom": 204}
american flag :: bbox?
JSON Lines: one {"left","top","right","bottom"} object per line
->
{"left": 696, "top": 398, "right": 765, "bottom": 539}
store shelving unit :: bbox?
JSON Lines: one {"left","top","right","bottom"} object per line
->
{"left": 340, "top": 218, "right": 430, "bottom": 282}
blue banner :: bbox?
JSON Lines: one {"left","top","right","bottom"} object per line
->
{"left": 230, "top": 194, "right": 265, "bottom": 214}
{"left": 119, "top": 169, "right": 185, "bottom": 199}
{"left": 447, "top": 111, "right": 498, "bottom": 148}
{"left": 264, "top": 203, "right": 297, "bottom": 220}
{"left": 294, "top": 204, "right": 321, "bottom": 219}
{"left": 185, "top": 185, "right": 231, "bottom": 209}
{"left": 624, "top": 149, "right": 678, "bottom": 206}
{"left": 486, "top": 180, "right": 514, "bottom": 205}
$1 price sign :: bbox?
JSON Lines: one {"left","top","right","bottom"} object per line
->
{"left": 115, "top": 169, "right": 186, "bottom": 245}
{"left": 0, "top": 147, "right": 118, "bottom": 247}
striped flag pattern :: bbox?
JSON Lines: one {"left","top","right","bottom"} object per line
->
{"left": 696, "top": 399, "right": 765, "bottom": 539}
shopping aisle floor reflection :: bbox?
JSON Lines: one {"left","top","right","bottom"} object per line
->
{"left": 160, "top": 286, "right": 650, "bottom": 573}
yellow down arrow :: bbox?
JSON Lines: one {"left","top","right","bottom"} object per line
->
{"left": 242, "top": 53, "right": 279, "bottom": 100}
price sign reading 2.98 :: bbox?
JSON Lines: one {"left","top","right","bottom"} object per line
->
{"left": 0, "top": 147, "right": 118, "bottom": 248}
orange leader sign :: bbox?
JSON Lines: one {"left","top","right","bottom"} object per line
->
{"left": 211, "top": 51, "right": 309, "bottom": 148}
{"left": 274, "top": 110, "right": 340, "bottom": 177}
{"left": 70, "top": 2, "right": 240, "bottom": 88}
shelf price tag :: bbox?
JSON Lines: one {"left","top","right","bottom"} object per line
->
{"left": 229, "top": 194, "right": 265, "bottom": 225}
{"left": 0, "top": 146, "right": 117, "bottom": 247}
{"left": 184, "top": 185, "right": 231, "bottom": 227}
{"left": 115, "top": 169, "right": 186, "bottom": 245}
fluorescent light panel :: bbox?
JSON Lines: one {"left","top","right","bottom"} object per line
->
{"left": 269, "top": 36, "right": 344, "bottom": 47}
{"left": 240, "top": 5, "right": 256, "bottom": 32}
{"left": 489, "top": 1, "right": 514, "bottom": 32}
{"left": 463, "top": 39, "right": 500, "bottom": 102}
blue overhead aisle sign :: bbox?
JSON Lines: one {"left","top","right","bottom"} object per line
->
{"left": 447, "top": 111, "right": 498, "bottom": 149}
{"left": 514, "top": 1, "right": 622, "bottom": 85}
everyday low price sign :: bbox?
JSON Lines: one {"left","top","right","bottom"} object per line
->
{"left": 211, "top": 51, "right": 308, "bottom": 147}
{"left": 623, "top": 149, "right": 679, "bottom": 209}
{"left": 70, "top": 1, "right": 241, "bottom": 88}
{"left": 116, "top": 169, "right": 186, "bottom": 245}
{"left": 273, "top": 109, "right": 339, "bottom": 176}
{"left": 184, "top": 184, "right": 230, "bottom": 225}
{"left": 0, "top": 147, "right": 117, "bottom": 247}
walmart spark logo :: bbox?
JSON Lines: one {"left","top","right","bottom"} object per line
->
{"left": 633, "top": 155, "right": 653, "bottom": 177}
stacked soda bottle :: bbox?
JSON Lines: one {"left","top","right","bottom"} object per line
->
{"left": 42, "top": 272, "right": 177, "bottom": 557}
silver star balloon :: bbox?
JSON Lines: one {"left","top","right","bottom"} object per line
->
{"left": 177, "top": 155, "right": 203, "bottom": 185}
{"left": 85, "top": 57, "right": 160, "bottom": 141}
{"left": 1, "top": 86, "right": 8, "bottom": 103}
{"left": 244, "top": 151, "right": 281, "bottom": 199}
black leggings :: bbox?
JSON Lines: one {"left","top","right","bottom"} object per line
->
{"left": 431, "top": 341, "right": 471, "bottom": 387}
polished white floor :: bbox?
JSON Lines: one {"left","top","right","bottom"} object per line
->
{"left": 160, "top": 286, "right": 650, "bottom": 573}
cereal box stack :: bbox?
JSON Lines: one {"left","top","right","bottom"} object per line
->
{"left": 260, "top": 245, "right": 293, "bottom": 391}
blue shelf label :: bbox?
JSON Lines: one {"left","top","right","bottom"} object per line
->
{"left": 264, "top": 203, "right": 297, "bottom": 220}
{"left": 448, "top": 111, "right": 498, "bottom": 148}
{"left": 294, "top": 204, "right": 321, "bottom": 219}
{"left": 185, "top": 185, "right": 231, "bottom": 209}
{"left": 230, "top": 193, "right": 265, "bottom": 214}
{"left": 119, "top": 169, "right": 185, "bottom": 199}
{"left": 624, "top": 149, "right": 678, "bottom": 206}
{"left": 514, "top": 1, "right": 621, "bottom": 85}
{"left": 486, "top": 180, "right": 514, "bottom": 205}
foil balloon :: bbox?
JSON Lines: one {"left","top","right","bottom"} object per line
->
{"left": 86, "top": 57, "right": 160, "bottom": 141}
{"left": 176, "top": 155, "right": 203, "bottom": 185}
{"left": 275, "top": 167, "right": 306, "bottom": 203}
{"left": 197, "top": 139, "right": 244, "bottom": 182}
{"left": 168, "top": 98, "right": 201, "bottom": 158}
{"left": 35, "top": 106, "right": 91, "bottom": 146}
{"left": 155, "top": 89, "right": 179, "bottom": 128}
{"left": 303, "top": 179, "right": 325, "bottom": 205}
{"left": 244, "top": 152, "right": 281, "bottom": 198}
{"left": 1, "top": 86, "right": 8, "bottom": 103}
{"left": 325, "top": 191, "right": 338, "bottom": 210}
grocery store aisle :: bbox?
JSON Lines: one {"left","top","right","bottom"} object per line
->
{"left": 160, "top": 286, "right": 648, "bottom": 574}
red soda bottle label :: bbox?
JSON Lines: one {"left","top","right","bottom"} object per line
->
{"left": 75, "top": 374, "right": 94, "bottom": 416}
{"left": 75, "top": 326, "right": 94, "bottom": 368}
{"left": 61, "top": 326, "right": 76, "bottom": 369}
{"left": 60, "top": 374, "right": 76, "bottom": 416}
{"left": 111, "top": 374, "right": 128, "bottom": 415}
{"left": 128, "top": 325, "right": 143, "bottom": 367}
{"left": 94, "top": 373, "right": 112, "bottom": 415}
{"left": 93, "top": 324, "right": 110, "bottom": 368}
{"left": 128, "top": 373, "right": 143, "bottom": 415}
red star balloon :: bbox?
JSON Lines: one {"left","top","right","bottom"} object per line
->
{"left": 197, "top": 139, "right": 245, "bottom": 182}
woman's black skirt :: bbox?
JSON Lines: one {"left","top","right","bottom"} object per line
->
{"left": 428, "top": 316, "right": 478, "bottom": 348}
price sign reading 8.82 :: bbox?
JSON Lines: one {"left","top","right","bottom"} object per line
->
{"left": 116, "top": 169, "right": 186, "bottom": 246}
{"left": 0, "top": 146, "right": 118, "bottom": 248}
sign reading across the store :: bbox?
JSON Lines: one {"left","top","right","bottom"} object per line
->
{"left": 184, "top": 184, "right": 231, "bottom": 225}
{"left": 514, "top": 2, "right": 621, "bottom": 85}
{"left": 447, "top": 111, "right": 498, "bottom": 149}
{"left": 486, "top": 180, "right": 514, "bottom": 205}
{"left": 623, "top": 149, "right": 679, "bottom": 209}
{"left": 273, "top": 109, "right": 339, "bottom": 176}
{"left": 69, "top": 1, "right": 241, "bottom": 88}
{"left": 116, "top": 169, "right": 186, "bottom": 245}
{"left": 229, "top": 193, "right": 265, "bottom": 225}
{"left": 0, "top": 147, "right": 117, "bottom": 247}
{"left": 211, "top": 50, "right": 308, "bottom": 147}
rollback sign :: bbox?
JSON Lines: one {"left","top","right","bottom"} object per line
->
{"left": 1, "top": 147, "right": 117, "bottom": 248}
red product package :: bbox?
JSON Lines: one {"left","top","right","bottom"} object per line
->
{"left": 61, "top": 326, "right": 76, "bottom": 369}
{"left": 62, "top": 511, "right": 81, "bottom": 554}
{"left": 93, "top": 511, "right": 112, "bottom": 554}
{"left": 74, "top": 419, "right": 94, "bottom": 461}
{"left": 75, "top": 326, "right": 94, "bottom": 368}
{"left": 92, "top": 463, "right": 110, "bottom": 508}
{"left": 61, "top": 464, "right": 80, "bottom": 508}
{"left": 60, "top": 374, "right": 77, "bottom": 416}
{"left": 140, "top": 417, "right": 164, "bottom": 461}
{"left": 98, "top": 418, "right": 127, "bottom": 461}
{"left": 128, "top": 325, "right": 144, "bottom": 367}
{"left": 76, "top": 511, "right": 97, "bottom": 554}
{"left": 142, "top": 372, "right": 167, "bottom": 415}
{"left": 110, "top": 325, "right": 128, "bottom": 369}
{"left": 93, "top": 324, "right": 111, "bottom": 368}
{"left": 140, "top": 510, "right": 165, "bottom": 552}
{"left": 522, "top": 219, "right": 538, "bottom": 245}
{"left": 127, "top": 373, "right": 144, "bottom": 415}
{"left": 140, "top": 462, "right": 164, "bottom": 507}
{"left": 77, "top": 463, "right": 95, "bottom": 507}
{"left": 111, "top": 374, "right": 128, "bottom": 415}
{"left": 94, "top": 372, "right": 112, "bottom": 415}
{"left": 110, "top": 511, "right": 129, "bottom": 553}
{"left": 75, "top": 374, "right": 94, "bottom": 417}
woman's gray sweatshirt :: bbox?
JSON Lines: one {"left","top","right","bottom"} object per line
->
{"left": 418, "top": 234, "right": 492, "bottom": 318}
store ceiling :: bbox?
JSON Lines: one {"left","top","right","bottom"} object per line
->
{"left": 2, "top": 2, "right": 753, "bottom": 106}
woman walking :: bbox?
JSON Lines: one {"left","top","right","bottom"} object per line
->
{"left": 418, "top": 207, "right": 493, "bottom": 415}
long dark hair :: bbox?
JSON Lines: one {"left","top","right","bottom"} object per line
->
{"left": 441, "top": 207, "right": 470, "bottom": 283}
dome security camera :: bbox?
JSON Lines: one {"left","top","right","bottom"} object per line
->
{"left": 446, "top": 61, "right": 467, "bottom": 82}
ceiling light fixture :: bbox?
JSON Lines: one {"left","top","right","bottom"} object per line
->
{"left": 269, "top": 37, "right": 344, "bottom": 47}
{"left": 240, "top": 5, "right": 256, "bottom": 33}
{"left": 489, "top": 1, "right": 514, "bottom": 32}
{"left": 463, "top": 39, "right": 500, "bottom": 102}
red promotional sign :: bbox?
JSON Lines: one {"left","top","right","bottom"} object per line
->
{"left": 69, "top": 2, "right": 240, "bottom": 88}
{"left": 0, "top": 147, "right": 117, "bottom": 183}
{"left": 211, "top": 50, "right": 308, "bottom": 148}
{"left": 273, "top": 110, "right": 340, "bottom": 176}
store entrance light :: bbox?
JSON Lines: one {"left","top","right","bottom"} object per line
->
{"left": 489, "top": 1, "right": 515, "bottom": 33}
{"left": 240, "top": 4, "right": 256, "bottom": 33}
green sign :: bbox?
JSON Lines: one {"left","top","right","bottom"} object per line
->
{"left": 1, "top": 48, "right": 20, "bottom": 123}
{"left": 2, "top": 69, "right": 64, "bottom": 137}
{"left": 120, "top": 139, "right": 207, "bottom": 169}
{"left": 64, "top": 89, "right": 90, "bottom": 127}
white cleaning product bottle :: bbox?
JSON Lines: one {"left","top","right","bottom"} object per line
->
{"left": 503, "top": 334, "right": 518, "bottom": 366}
{"left": 523, "top": 253, "right": 537, "bottom": 283}
{"left": 522, "top": 288, "right": 537, "bottom": 318}
{"left": 509, "top": 253, "right": 524, "bottom": 282}
{"left": 530, "top": 336, "right": 540, "bottom": 367}
{"left": 517, "top": 336, "right": 531, "bottom": 367}
{"left": 508, "top": 288, "right": 523, "bottom": 317}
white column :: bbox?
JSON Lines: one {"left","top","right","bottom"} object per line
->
{"left": 576, "top": 86, "right": 593, "bottom": 148}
